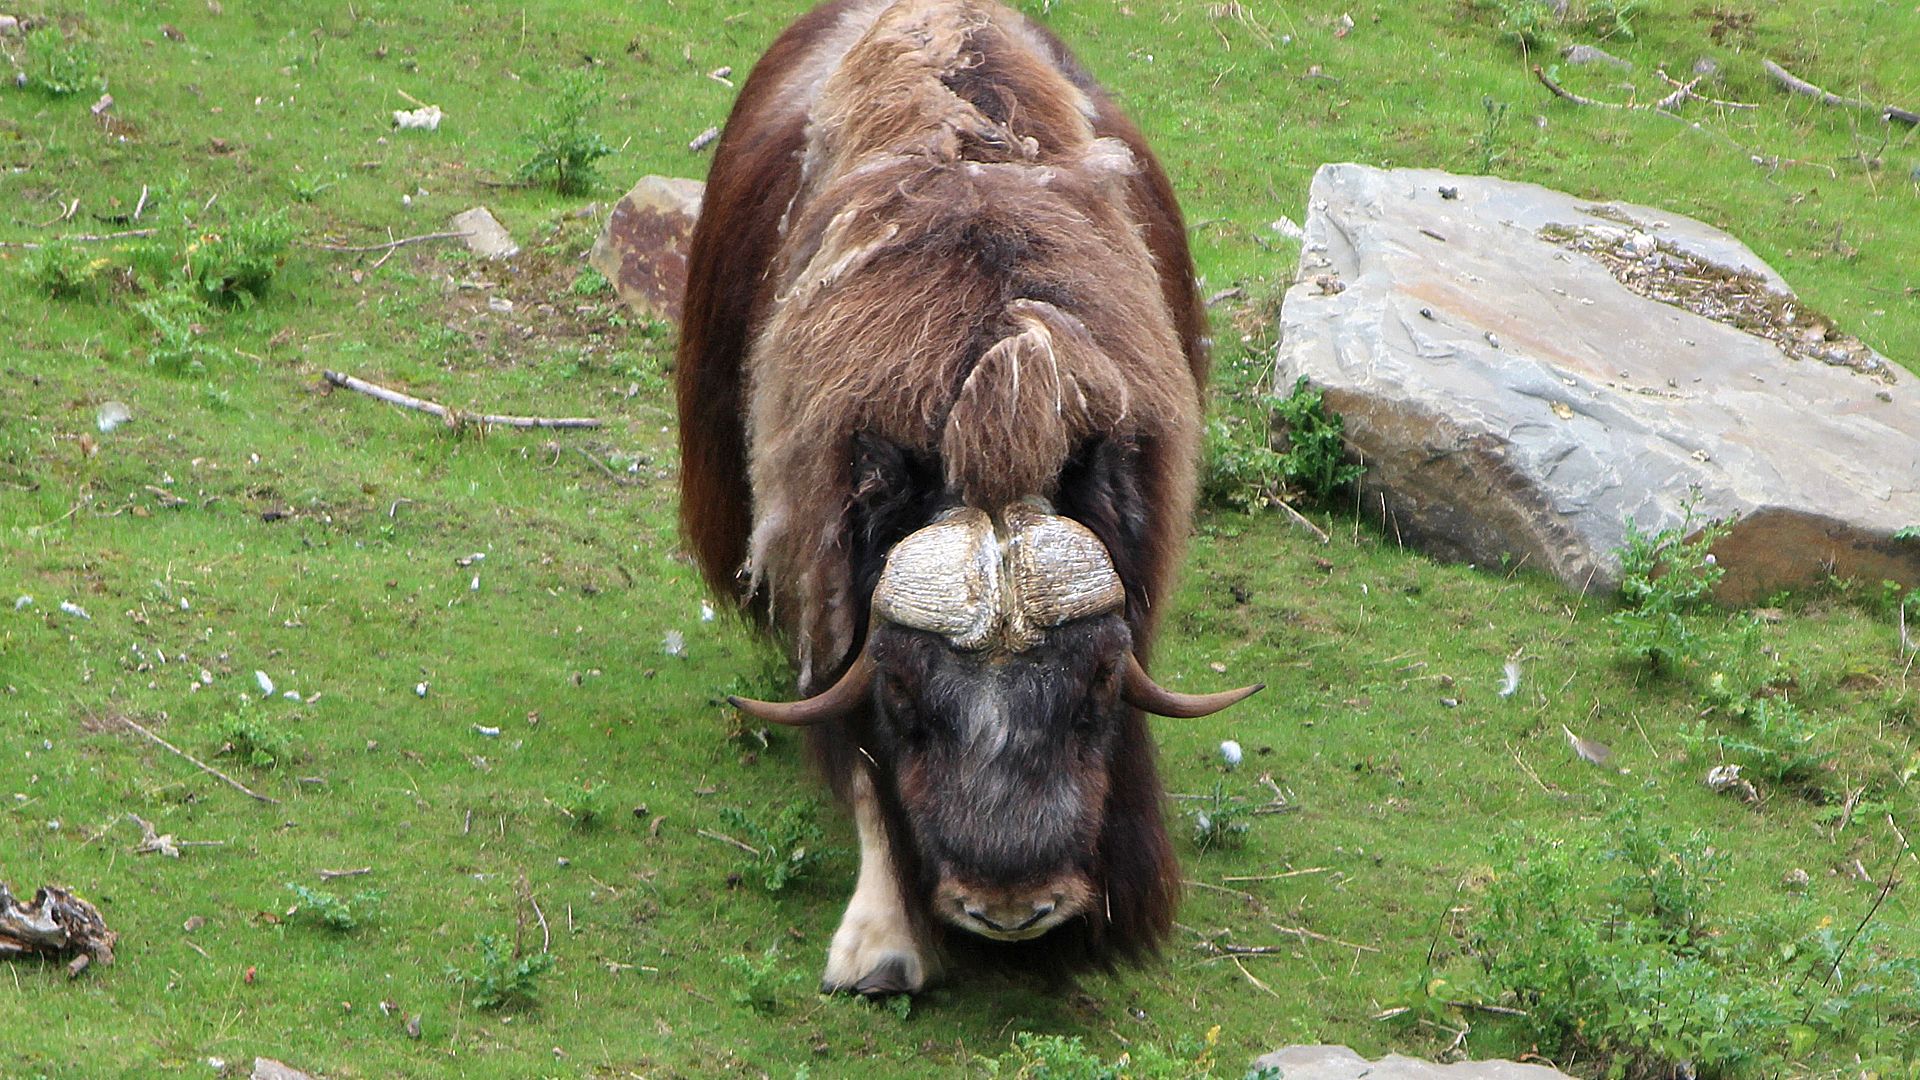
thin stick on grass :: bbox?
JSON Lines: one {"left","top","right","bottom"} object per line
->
{"left": 116, "top": 714, "right": 281, "bottom": 805}
{"left": 318, "top": 867, "right": 373, "bottom": 881}
{"left": 1229, "top": 954, "right": 1279, "bottom": 997}
{"left": 323, "top": 370, "right": 602, "bottom": 430}
{"left": 306, "top": 230, "right": 466, "bottom": 254}
{"left": 696, "top": 828, "right": 763, "bottom": 857}
{"left": 1763, "top": 59, "right": 1918, "bottom": 126}
{"left": 1222, "top": 866, "right": 1329, "bottom": 883}
{"left": 1798, "top": 864, "right": 1900, "bottom": 1020}
{"left": 0, "top": 227, "right": 159, "bottom": 249}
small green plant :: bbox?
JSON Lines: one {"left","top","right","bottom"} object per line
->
{"left": 453, "top": 933, "right": 555, "bottom": 1010}
{"left": 1578, "top": 0, "right": 1642, "bottom": 40}
{"left": 977, "top": 1027, "right": 1254, "bottom": 1079}
{"left": 183, "top": 210, "right": 294, "bottom": 306}
{"left": 1202, "top": 414, "right": 1288, "bottom": 513}
{"left": 1188, "top": 780, "right": 1250, "bottom": 853}
{"left": 721, "top": 945, "right": 801, "bottom": 1013}
{"left": 716, "top": 800, "right": 841, "bottom": 892}
{"left": 1705, "top": 694, "right": 1836, "bottom": 785}
{"left": 1205, "top": 377, "right": 1362, "bottom": 513}
{"left": 24, "top": 26, "right": 103, "bottom": 96}
{"left": 550, "top": 777, "right": 607, "bottom": 830}
{"left": 134, "top": 292, "right": 229, "bottom": 377}
{"left": 1488, "top": 0, "right": 1560, "bottom": 48}
{"left": 286, "top": 175, "right": 336, "bottom": 203}
{"left": 513, "top": 70, "right": 615, "bottom": 195}
{"left": 1270, "top": 376, "right": 1364, "bottom": 503}
{"left": 1465, "top": 813, "right": 1781, "bottom": 1076}
{"left": 1610, "top": 504, "right": 1732, "bottom": 674}
{"left": 212, "top": 711, "right": 292, "bottom": 770}
{"left": 21, "top": 239, "right": 104, "bottom": 298}
{"left": 285, "top": 883, "right": 382, "bottom": 932}
{"left": 568, "top": 267, "right": 611, "bottom": 297}
{"left": 1474, "top": 96, "right": 1511, "bottom": 174}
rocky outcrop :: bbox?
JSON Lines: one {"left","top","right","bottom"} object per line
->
{"left": 1255, "top": 1045, "right": 1575, "bottom": 1079}
{"left": 1274, "top": 164, "right": 1920, "bottom": 601}
{"left": 588, "top": 176, "right": 703, "bottom": 325}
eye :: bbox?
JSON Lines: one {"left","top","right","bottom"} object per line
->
{"left": 878, "top": 674, "right": 921, "bottom": 736}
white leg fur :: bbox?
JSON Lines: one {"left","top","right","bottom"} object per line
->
{"left": 821, "top": 770, "right": 931, "bottom": 995}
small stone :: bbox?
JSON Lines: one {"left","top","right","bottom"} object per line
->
{"left": 1219, "top": 740, "right": 1243, "bottom": 768}
{"left": 450, "top": 206, "right": 518, "bottom": 259}
{"left": 1782, "top": 868, "right": 1810, "bottom": 891}
{"left": 96, "top": 401, "right": 133, "bottom": 433}
{"left": 1562, "top": 43, "right": 1632, "bottom": 70}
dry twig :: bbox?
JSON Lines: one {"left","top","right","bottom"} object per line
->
{"left": 306, "top": 230, "right": 467, "bottom": 254}
{"left": 0, "top": 227, "right": 159, "bottom": 250}
{"left": 323, "top": 370, "right": 602, "bottom": 431}
{"left": 1763, "top": 59, "right": 1918, "bottom": 126}
{"left": 116, "top": 714, "right": 281, "bottom": 805}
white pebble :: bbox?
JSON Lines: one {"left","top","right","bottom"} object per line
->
{"left": 473, "top": 724, "right": 501, "bottom": 737}
{"left": 255, "top": 670, "right": 275, "bottom": 697}
{"left": 661, "top": 630, "right": 686, "bottom": 658}
{"left": 59, "top": 601, "right": 91, "bottom": 620}
{"left": 283, "top": 690, "right": 302, "bottom": 702}
{"left": 1219, "top": 740, "right": 1243, "bottom": 768}
{"left": 470, "top": 574, "right": 480, "bottom": 592}
{"left": 700, "top": 601, "right": 716, "bottom": 623}
{"left": 13, "top": 595, "right": 30, "bottom": 610}
{"left": 415, "top": 682, "right": 429, "bottom": 698}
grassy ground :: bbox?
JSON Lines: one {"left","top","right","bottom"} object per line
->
{"left": 3, "top": 1, "right": 1916, "bottom": 1077}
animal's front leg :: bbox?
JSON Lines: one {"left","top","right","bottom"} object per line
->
{"left": 821, "top": 770, "right": 931, "bottom": 996}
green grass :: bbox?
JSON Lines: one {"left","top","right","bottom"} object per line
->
{"left": 3, "top": 1, "right": 1916, "bottom": 1076}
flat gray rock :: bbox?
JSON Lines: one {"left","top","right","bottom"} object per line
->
{"left": 449, "top": 206, "right": 518, "bottom": 260}
{"left": 1274, "top": 164, "right": 1920, "bottom": 601}
{"left": 251, "top": 1059, "right": 317, "bottom": 1080}
{"left": 1256, "top": 1045, "right": 1573, "bottom": 1079}
{"left": 589, "top": 175, "right": 703, "bottom": 325}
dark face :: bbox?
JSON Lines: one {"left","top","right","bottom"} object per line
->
{"left": 865, "top": 614, "right": 1132, "bottom": 941}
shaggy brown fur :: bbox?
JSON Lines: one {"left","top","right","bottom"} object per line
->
{"left": 679, "top": 0, "right": 1206, "bottom": 668}
{"left": 676, "top": 0, "right": 1208, "bottom": 971}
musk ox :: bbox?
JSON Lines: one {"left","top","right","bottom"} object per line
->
{"left": 675, "top": 0, "right": 1259, "bottom": 994}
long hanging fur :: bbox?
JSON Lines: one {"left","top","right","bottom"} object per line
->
{"left": 675, "top": 0, "right": 1209, "bottom": 967}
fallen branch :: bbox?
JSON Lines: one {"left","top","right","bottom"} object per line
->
{"left": 318, "top": 867, "right": 373, "bottom": 881}
{"left": 695, "top": 828, "right": 763, "bottom": 857}
{"left": 117, "top": 714, "right": 281, "bottom": 805}
{"left": 305, "top": 230, "right": 466, "bottom": 254}
{"left": 1655, "top": 68, "right": 1756, "bottom": 110}
{"left": 0, "top": 227, "right": 159, "bottom": 250}
{"left": 0, "top": 882, "right": 117, "bottom": 977}
{"left": 128, "top": 812, "right": 226, "bottom": 857}
{"left": 1222, "top": 866, "right": 1330, "bottom": 883}
{"left": 1535, "top": 65, "right": 1756, "bottom": 113}
{"left": 1763, "top": 59, "right": 1918, "bottom": 126}
{"left": 323, "top": 370, "right": 602, "bottom": 431}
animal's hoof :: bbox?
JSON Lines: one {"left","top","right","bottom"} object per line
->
{"left": 821, "top": 952, "right": 923, "bottom": 999}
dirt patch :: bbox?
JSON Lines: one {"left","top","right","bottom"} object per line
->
{"left": 1540, "top": 221, "right": 1895, "bottom": 383}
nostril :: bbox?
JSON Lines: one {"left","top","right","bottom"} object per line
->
{"left": 964, "top": 906, "right": 1002, "bottom": 930}
{"left": 1032, "top": 901, "right": 1056, "bottom": 919}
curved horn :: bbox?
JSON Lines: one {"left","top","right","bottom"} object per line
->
{"left": 1122, "top": 654, "right": 1263, "bottom": 719}
{"left": 728, "top": 650, "right": 875, "bottom": 727}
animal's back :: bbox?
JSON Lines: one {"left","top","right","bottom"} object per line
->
{"left": 676, "top": 0, "right": 1206, "bottom": 685}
